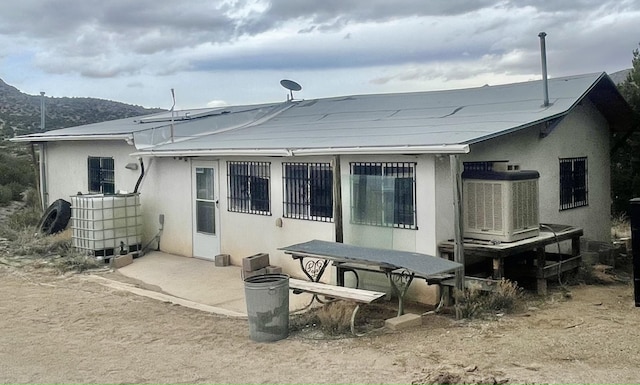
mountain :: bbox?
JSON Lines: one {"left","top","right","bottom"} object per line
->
{"left": 608, "top": 68, "right": 632, "bottom": 85}
{"left": 0, "top": 78, "right": 165, "bottom": 138}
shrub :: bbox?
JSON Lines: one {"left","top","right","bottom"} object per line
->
{"left": 315, "top": 301, "right": 356, "bottom": 335}
{"left": 24, "top": 188, "right": 41, "bottom": 208}
{"left": 7, "top": 205, "right": 42, "bottom": 229}
{"left": 0, "top": 185, "right": 12, "bottom": 206}
{"left": 453, "top": 284, "right": 484, "bottom": 319}
{"left": 454, "top": 279, "right": 523, "bottom": 319}
{"left": 484, "top": 279, "right": 523, "bottom": 313}
{"left": 7, "top": 181, "right": 25, "bottom": 201}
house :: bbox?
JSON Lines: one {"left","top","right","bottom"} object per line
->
{"left": 13, "top": 72, "right": 633, "bottom": 302}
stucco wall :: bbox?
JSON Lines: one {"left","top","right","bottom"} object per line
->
{"left": 460, "top": 98, "right": 611, "bottom": 242}
{"left": 44, "top": 141, "right": 140, "bottom": 204}
{"left": 136, "top": 157, "right": 193, "bottom": 257}
{"left": 41, "top": 143, "right": 443, "bottom": 304}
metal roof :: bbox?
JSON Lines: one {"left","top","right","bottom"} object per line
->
{"left": 12, "top": 72, "right": 632, "bottom": 155}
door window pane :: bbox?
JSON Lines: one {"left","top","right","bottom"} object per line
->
{"left": 196, "top": 168, "right": 215, "bottom": 200}
{"left": 196, "top": 201, "right": 215, "bottom": 234}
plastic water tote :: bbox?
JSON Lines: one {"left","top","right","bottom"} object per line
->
{"left": 244, "top": 274, "right": 290, "bottom": 342}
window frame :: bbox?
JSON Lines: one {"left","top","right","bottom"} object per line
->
{"left": 349, "top": 162, "right": 417, "bottom": 229}
{"left": 88, "top": 156, "right": 115, "bottom": 194}
{"left": 227, "top": 161, "right": 271, "bottom": 215}
{"left": 282, "top": 162, "right": 333, "bottom": 222}
{"left": 559, "top": 157, "right": 588, "bottom": 210}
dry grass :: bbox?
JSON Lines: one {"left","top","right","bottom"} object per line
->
{"left": 454, "top": 279, "right": 524, "bottom": 319}
{"left": 611, "top": 213, "right": 631, "bottom": 239}
{"left": 290, "top": 300, "right": 397, "bottom": 337}
{"left": 0, "top": 226, "right": 104, "bottom": 273}
{"left": 316, "top": 301, "right": 357, "bottom": 334}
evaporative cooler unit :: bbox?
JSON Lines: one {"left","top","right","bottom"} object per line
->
{"left": 70, "top": 193, "right": 143, "bottom": 257}
{"left": 462, "top": 165, "right": 540, "bottom": 243}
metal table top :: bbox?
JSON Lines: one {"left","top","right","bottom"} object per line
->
{"left": 279, "top": 239, "right": 462, "bottom": 278}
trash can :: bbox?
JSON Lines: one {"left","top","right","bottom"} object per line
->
{"left": 244, "top": 273, "right": 290, "bottom": 342}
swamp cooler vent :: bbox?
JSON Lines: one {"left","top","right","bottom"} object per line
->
{"left": 71, "top": 193, "right": 142, "bottom": 257}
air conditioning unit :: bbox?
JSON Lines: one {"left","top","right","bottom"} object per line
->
{"left": 462, "top": 170, "right": 540, "bottom": 243}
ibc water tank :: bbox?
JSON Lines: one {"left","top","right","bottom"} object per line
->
{"left": 70, "top": 193, "right": 142, "bottom": 257}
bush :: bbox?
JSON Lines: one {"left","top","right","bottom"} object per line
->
{"left": 7, "top": 205, "right": 42, "bottom": 229}
{"left": 24, "top": 188, "right": 40, "bottom": 208}
{"left": 453, "top": 284, "right": 484, "bottom": 319}
{"left": 454, "top": 279, "right": 523, "bottom": 319}
{"left": 0, "top": 152, "right": 35, "bottom": 187}
{"left": 7, "top": 181, "right": 25, "bottom": 201}
{"left": 315, "top": 301, "right": 357, "bottom": 335}
{"left": 0, "top": 185, "right": 12, "bottom": 206}
{"left": 484, "top": 279, "right": 523, "bottom": 313}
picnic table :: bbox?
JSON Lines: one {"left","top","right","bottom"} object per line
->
{"left": 279, "top": 240, "right": 463, "bottom": 318}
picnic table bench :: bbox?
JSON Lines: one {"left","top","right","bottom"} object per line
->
{"left": 288, "top": 278, "right": 386, "bottom": 335}
{"left": 280, "top": 240, "right": 463, "bottom": 322}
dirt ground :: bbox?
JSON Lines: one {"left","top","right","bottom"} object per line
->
{"left": 1, "top": 200, "right": 639, "bottom": 384}
{"left": 0, "top": 263, "right": 639, "bottom": 384}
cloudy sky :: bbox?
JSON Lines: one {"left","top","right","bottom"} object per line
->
{"left": 0, "top": 0, "right": 638, "bottom": 109}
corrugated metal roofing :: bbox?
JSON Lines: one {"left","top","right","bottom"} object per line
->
{"left": 12, "top": 72, "right": 632, "bottom": 155}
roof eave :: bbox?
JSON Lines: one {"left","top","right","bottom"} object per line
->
{"left": 132, "top": 144, "right": 470, "bottom": 158}
{"left": 10, "top": 134, "right": 134, "bottom": 143}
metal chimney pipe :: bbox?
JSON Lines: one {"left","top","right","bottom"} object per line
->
{"left": 39, "top": 91, "right": 46, "bottom": 131}
{"left": 538, "top": 32, "right": 549, "bottom": 107}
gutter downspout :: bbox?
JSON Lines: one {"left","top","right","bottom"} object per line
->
{"left": 29, "top": 144, "right": 42, "bottom": 210}
{"left": 39, "top": 143, "right": 48, "bottom": 209}
{"left": 133, "top": 158, "right": 145, "bottom": 193}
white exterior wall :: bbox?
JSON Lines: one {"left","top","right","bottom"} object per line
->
{"left": 41, "top": 144, "right": 444, "bottom": 304}
{"left": 136, "top": 157, "right": 193, "bottom": 256}
{"left": 44, "top": 141, "right": 141, "bottom": 204}
{"left": 336, "top": 154, "right": 439, "bottom": 302}
{"left": 217, "top": 156, "right": 336, "bottom": 278}
{"left": 460, "top": 99, "right": 611, "bottom": 242}
{"left": 42, "top": 141, "right": 191, "bottom": 255}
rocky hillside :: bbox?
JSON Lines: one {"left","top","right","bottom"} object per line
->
{"left": 0, "top": 78, "right": 164, "bottom": 138}
{"left": 609, "top": 68, "right": 632, "bottom": 85}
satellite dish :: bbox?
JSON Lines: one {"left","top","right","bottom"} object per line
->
{"left": 280, "top": 79, "right": 302, "bottom": 100}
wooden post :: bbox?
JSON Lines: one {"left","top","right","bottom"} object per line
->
{"left": 332, "top": 155, "right": 343, "bottom": 243}
{"left": 536, "top": 247, "right": 548, "bottom": 295}
{"left": 450, "top": 155, "right": 465, "bottom": 319}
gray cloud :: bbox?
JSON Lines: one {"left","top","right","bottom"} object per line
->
{"left": 0, "top": 0, "right": 636, "bottom": 82}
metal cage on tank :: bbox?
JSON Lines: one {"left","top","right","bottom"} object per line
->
{"left": 70, "top": 193, "right": 143, "bottom": 257}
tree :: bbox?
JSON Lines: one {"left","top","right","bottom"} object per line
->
{"left": 612, "top": 43, "right": 640, "bottom": 215}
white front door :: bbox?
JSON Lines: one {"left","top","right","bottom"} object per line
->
{"left": 192, "top": 162, "right": 220, "bottom": 259}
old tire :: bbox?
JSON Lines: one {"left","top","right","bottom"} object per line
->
{"left": 37, "top": 199, "right": 71, "bottom": 235}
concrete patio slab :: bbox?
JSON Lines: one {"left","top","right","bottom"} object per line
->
{"left": 102, "top": 251, "right": 314, "bottom": 317}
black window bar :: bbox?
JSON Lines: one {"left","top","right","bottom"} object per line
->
{"left": 227, "top": 161, "right": 271, "bottom": 215}
{"left": 559, "top": 157, "right": 588, "bottom": 210}
{"left": 283, "top": 163, "right": 333, "bottom": 222}
{"left": 88, "top": 157, "right": 115, "bottom": 194}
{"left": 350, "top": 162, "right": 416, "bottom": 229}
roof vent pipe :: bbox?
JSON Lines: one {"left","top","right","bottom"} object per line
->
{"left": 538, "top": 32, "right": 550, "bottom": 107}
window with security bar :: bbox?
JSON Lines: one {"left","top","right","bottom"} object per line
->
{"left": 559, "top": 157, "right": 588, "bottom": 210}
{"left": 350, "top": 162, "right": 416, "bottom": 229}
{"left": 227, "top": 161, "right": 271, "bottom": 215}
{"left": 283, "top": 163, "right": 333, "bottom": 221}
{"left": 88, "top": 157, "right": 115, "bottom": 194}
